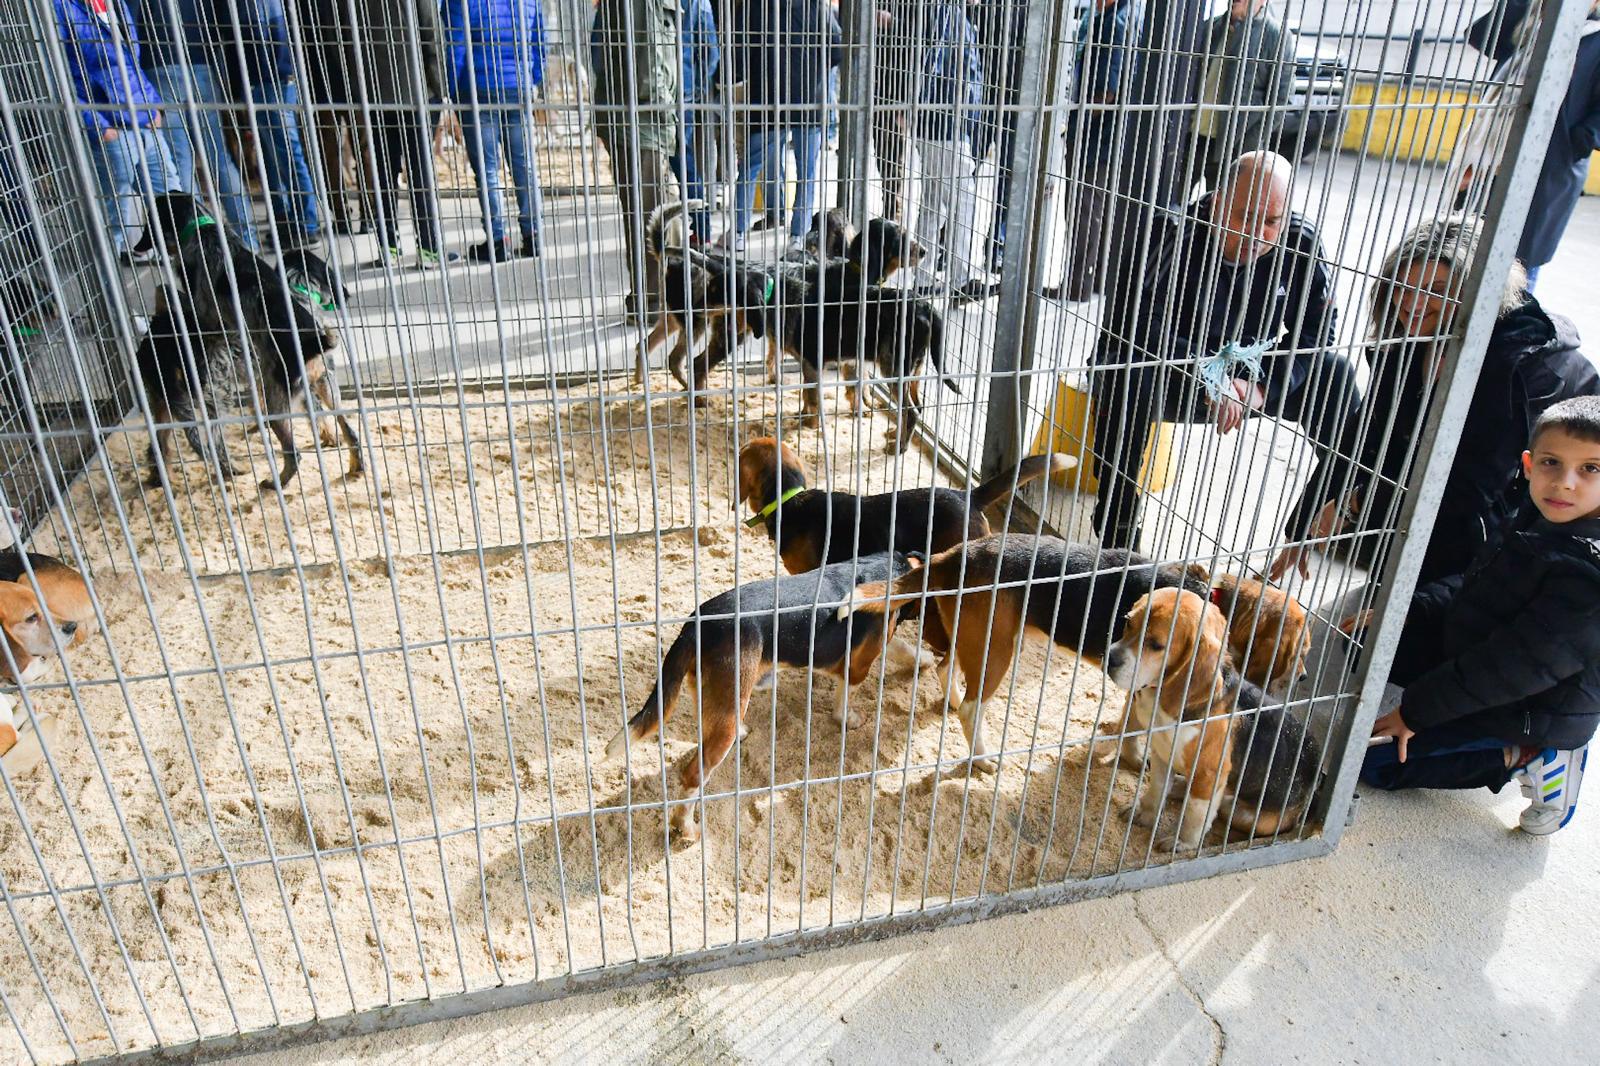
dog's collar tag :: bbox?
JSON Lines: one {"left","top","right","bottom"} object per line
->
{"left": 745, "top": 486, "right": 804, "bottom": 528}
{"left": 1209, "top": 585, "right": 1227, "bottom": 608}
{"left": 177, "top": 214, "right": 217, "bottom": 243}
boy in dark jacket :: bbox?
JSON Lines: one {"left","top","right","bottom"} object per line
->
{"left": 1366, "top": 396, "right": 1600, "bottom": 835}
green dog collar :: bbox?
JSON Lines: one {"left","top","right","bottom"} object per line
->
{"left": 744, "top": 485, "right": 805, "bottom": 528}
{"left": 762, "top": 276, "right": 775, "bottom": 304}
{"left": 291, "top": 283, "right": 336, "bottom": 311}
{"left": 177, "top": 214, "right": 217, "bottom": 244}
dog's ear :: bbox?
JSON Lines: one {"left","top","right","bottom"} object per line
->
{"left": 904, "top": 551, "right": 925, "bottom": 570}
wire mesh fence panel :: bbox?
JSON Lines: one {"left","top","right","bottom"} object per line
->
{"left": 0, "top": 0, "right": 1588, "bottom": 1058}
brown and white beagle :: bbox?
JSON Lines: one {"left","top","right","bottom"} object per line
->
{"left": 1105, "top": 588, "right": 1321, "bottom": 852}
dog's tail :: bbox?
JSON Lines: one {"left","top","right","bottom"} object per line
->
{"left": 604, "top": 623, "right": 698, "bottom": 761}
{"left": 836, "top": 563, "right": 938, "bottom": 623}
{"left": 646, "top": 200, "right": 707, "bottom": 259}
{"left": 968, "top": 453, "right": 1076, "bottom": 511}
{"left": 926, "top": 313, "right": 961, "bottom": 396}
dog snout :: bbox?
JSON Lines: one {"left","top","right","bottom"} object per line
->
{"left": 61, "top": 621, "right": 78, "bottom": 637}
{"left": 1106, "top": 644, "right": 1132, "bottom": 686}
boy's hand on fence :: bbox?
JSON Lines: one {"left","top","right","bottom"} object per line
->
{"left": 1372, "top": 708, "right": 1415, "bottom": 763}
{"left": 101, "top": 127, "right": 119, "bottom": 143}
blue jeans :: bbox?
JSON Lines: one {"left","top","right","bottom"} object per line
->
{"left": 735, "top": 124, "right": 823, "bottom": 239}
{"left": 248, "top": 80, "right": 320, "bottom": 240}
{"left": 91, "top": 127, "right": 179, "bottom": 254}
{"left": 670, "top": 104, "right": 710, "bottom": 237}
{"left": 1525, "top": 264, "right": 1541, "bottom": 292}
{"left": 458, "top": 97, "right": 544, "bottom": 247}
{"left": 1360, "top": 723, "right": 1513, "bottom": 793}
{"left": 150, "top": 63, "right": 257, "bottom": 249}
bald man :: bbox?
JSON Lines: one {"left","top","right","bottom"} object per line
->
{"left": 1088, "top": 152, "right": 1361, "bottom": 549}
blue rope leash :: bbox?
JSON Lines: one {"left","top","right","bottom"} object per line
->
{"left": 1196, "top": 338, "right": 1271, "bottom": 404}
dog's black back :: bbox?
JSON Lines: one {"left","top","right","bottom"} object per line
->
{"left": 764, "top": 488, "right": 984, "bottom": 569}
{"left": 944, "top": 537, "right": 1210, "bottom": 662}
{"left": 1228, "top": 679, "right": 1322, "bottom": 822}
{"left": 695, "top": 551, "right": 918, "bottom": 669}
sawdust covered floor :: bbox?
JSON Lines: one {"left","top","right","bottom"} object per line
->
{"left": 5, "top": 375, "right": 1168, "bottom": 1061}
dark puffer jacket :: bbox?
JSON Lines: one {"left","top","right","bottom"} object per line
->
{"left": 1289, "top": 293, "right": 1600, "bottom": 584}
{"left": 1394, "top": 505, "right": 1600, "bottom": 750}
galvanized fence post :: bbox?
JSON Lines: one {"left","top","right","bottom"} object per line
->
{"left": 979, "top": 0, "right": 1065, "bottom": 482}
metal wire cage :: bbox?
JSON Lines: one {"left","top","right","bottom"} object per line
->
{"left": 0, "top": 0, "right": 1587, "bottom": 1059}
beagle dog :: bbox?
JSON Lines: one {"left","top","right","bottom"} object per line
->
{"left": 605, "top": 551, "right": 923, "bottom": 843}
{"left": 0, "top": 552, "right": 96, "bottom": 649}
{"left": 0, "top": 582, "right": 74, "bottom": 683}
{"left": 1096, "top": 572, "right": 1312, "bottom": 767}
{"left": 1209, "top": 573, "right": 1311, "bottom": 699}
{"left": 1105, "top": 588, "right": 1321, "bottom": 852}
{"left": 736, "top": 437, "right": 1073, "bottom": 575}
{"left": 844, "top": 535, "right": 1212, "bottom": 768}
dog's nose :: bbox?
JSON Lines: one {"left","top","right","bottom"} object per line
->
{"left": 61, "top": 621, "right": 78, "bottom": 636}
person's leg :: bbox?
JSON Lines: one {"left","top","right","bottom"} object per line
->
{"left": 187, "top": 65, "right": 258, "bottom": 248}
{"left": 313, "top": 109, "right": 350, "bottom": 234}
{"left": 788, "top": 124, "right": 823, "bottom": 241}
{"left": 911, "top": 137, "right": 945, "bottom": 271}
{"left": 1524, "top": 264, "right": 1541, "bottom": 292}
{"left": 459, "top": 101, "right": 507, "bottom": 246}
{"left": 987, "top": 111, "right": 1019, "bottom": 269}
{"left": 400, "top": 110, "right": 445, "bottom": 257}
{"left": 1268, "top": 350, "right": 1364, "bottom": 481}
{"left": 367, "top": 119, "right": 405, "bottom": 254}
{"left": 1360, "top": 722, "right": 1514, "bottom": 792}
{"left": 151, "top": 67, "right": 198, "bottom": 194}
{"left": 92, "top": 134, "right": 139, "bottom": 255}
{"left": 600, "top": 130, "right": 667, "bottom": 308}
{"left": 255, "top": 80, "right": 321, "bottom": 242}
{"left": 872, "top": 109, "right": 906, "bottom": 221}
{"left": 502, "top": 104, "right": 543, "bottom": 252}
{"left": 1089, "top": 361, "right": 1157, "bottom": 547}
{"left": 732, "top": 126, "right": 775, "bottom": 239}
{"left": 756, "top": 126, "right": 785, "bottom": 231}
{"left": 945, "top": 138, "right": 980, "bottom": 284}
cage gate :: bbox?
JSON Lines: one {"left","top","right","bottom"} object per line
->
{"left": 0, "top": 0, "right": 1586, "bottom": 1058}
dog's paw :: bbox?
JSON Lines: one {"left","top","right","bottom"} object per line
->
{"left": 1131, "top": 801, "right": 1159, "bottom": 829}
{"left": 257, "top": 478, "right": 278, "bottom": 493}
{"left": 1154, "top": 829, "right": 1201, "bottom": 856}
{"left": 670, "top": 807, "right": 702, "bottom": 846}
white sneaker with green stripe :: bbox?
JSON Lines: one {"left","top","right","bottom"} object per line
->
{"left": 1516, "top": 744, "right": 1587, "bottom": 835}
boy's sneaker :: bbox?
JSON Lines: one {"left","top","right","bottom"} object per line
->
{"left": 418, "top": 248, "right": 462, "bottom": 270}
{"left": 1516, "top": 745, "right": 1587, "bottom": 835}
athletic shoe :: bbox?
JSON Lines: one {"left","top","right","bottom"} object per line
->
{"left": 518, "top": 231, "right": 541, "bottom": 258}
{"left": 418, "top": 248, "right": 462, "bottom": 269}
{"left": 1516, "top": 744, "right": 1587, "bottom": 835}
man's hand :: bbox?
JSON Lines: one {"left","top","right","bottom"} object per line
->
{"left": 1209, "top": 377, "right": 1265, "bottom": 436}
{"left": 876, "top": 8, "right": 892, "bottom": 28}
{"left": 1372, "top": 708, "right": 1415, "bottom": 763}
{"left": 101, "top": 127, "right": 119, "bottom": 143}
{"left": 149, "top": 112, "right": 163, "bottom": 129}
{"left": 1267, "top": 496, "right": 1352, "bottom": 581}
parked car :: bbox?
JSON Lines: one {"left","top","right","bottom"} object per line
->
{"left": 1279, "top": 25, "right": 1350, "bottom": 160}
